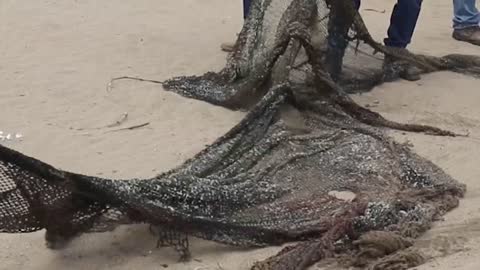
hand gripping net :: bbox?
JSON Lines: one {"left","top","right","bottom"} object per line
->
{"left": 1, "top": 0, "right": 479, "bottom": 269}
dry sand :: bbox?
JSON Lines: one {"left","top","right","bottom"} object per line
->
{"left": 1, "top": 0, "right": 480, "bottom": 269}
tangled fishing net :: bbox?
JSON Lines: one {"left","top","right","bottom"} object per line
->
{"left": 2, "top": 0, "right": 480, "bottom": 269}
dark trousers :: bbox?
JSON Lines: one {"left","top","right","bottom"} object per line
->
{"left": 354, "top": 0, "right": 423, "bottom": 48}
{"left": 325, "top": 0, "right": 422, "bottom": 80}
{"left": 244, "top": 0, "right": 252, "bottom": 19}
{"left": 245, "top": 0, "right": 422, "bottom": 48}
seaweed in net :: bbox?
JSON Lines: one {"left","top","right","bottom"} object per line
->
{"left": 1, "top": 0, "right": 480, "bottom": 269}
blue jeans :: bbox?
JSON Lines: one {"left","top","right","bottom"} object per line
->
{"left": 453, "top": 0, "right": 480, "bottom": 29}
{"left": 244, "top": 0, "right": 251, "bottom": 19}
{"left": 354, "top": 0, "right": 423, "bottom": 48}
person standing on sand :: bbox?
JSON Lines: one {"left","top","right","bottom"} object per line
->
{"left": 221, "top": 0, "right": 422, "bottom": 81}
{"left": 452, "top": 0, "right": 480, "bottom": 45}
{"left": 221, "top": 0, "right": 251, "bottom": 52}
{"left": 326, "top": 0, "right": 423, "bottom": 82}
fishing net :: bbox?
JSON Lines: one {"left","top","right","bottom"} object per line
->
{"left": 1, "top": 0, "right": 480, "bottom": 269}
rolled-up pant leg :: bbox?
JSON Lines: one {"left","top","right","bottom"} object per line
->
{"left": 453, "top": 0, "right": 480, "bottom": 29}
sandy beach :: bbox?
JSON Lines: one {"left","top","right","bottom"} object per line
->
{"left": 1, "top": 0, "right": 480, "bottom": 269}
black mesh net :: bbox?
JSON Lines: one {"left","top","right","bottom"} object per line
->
{"left": 1, "top": 0, "right": 480, "bottom": 269}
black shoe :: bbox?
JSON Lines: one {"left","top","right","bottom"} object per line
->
{"left": 324, "top": 46, "right": 346, "bottom": 82}
{"left": 383, "top": 56, "right": 421, "bottom": 82}
{"left": 452, "top": 26, "right": 480, "bottom": 46}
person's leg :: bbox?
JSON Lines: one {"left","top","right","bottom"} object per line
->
{"left": 353, "top": 0, "right": 361, "bottom": 10}
{"left": 384, "top": 0, "right": 423, "bottom": 48}
{"left": 381, "top": 0, "right": 423, "bottom": 81}
{"left": 452, "top": 0, "right": 480, "bottom": 46}
{"left": 221, "top": 0, "right": 252, "bottom": 52}
{"left": 324, "top": 0, "right": 361, "bottom": 81}
{"left": 243, "top": 0, "right": 252, "bottom": 19}
{"left": 453, "top": 0, "right": 480, "bottom": 29}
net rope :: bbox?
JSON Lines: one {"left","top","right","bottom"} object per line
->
{"left": 1, "top": 0, "right": 479, "bottom": 269}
